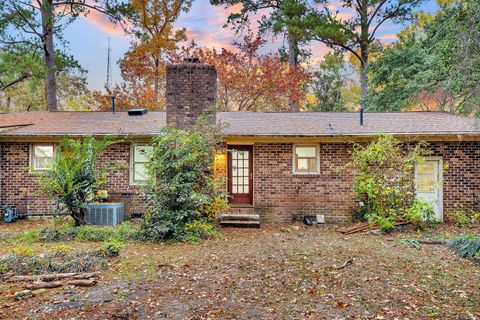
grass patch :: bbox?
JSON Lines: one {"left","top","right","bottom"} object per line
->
{"left": 38, "top": 221, "right": 139, "bottom": 242}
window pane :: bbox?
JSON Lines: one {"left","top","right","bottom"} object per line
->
{"left": 35, "top": 146, "right": 53, "bottom": 158}
{"left": 33, "top": 145, "right": 54, "bottom": 169}
{"left": 134, "top": 163, "right": 148, "bottom": 182}
{"left": 297, "top": 159, "right": 310, "bottom": 171}
{"left": 232, "top": 185, "right": 238, "bottom": 193}
{"left": 417, "top": 163, "right": 435, "bottom": 192}
{"left": 35, "top": 157, "right": 52, "bottom": 169}
{"left": 244, "top": 185, "right": 249, "bottom": 193}
{"left": 296, "top": 146, "right": 316, "bottom": 157}
{"left": 134, "top": 145, "right": 152, "bottom": 163}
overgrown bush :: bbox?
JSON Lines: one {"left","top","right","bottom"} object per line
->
{"left": 34, "top": 137, "right": 116, "bottom": 226}
{"left": 138, "top": 119, "right": 228, "bottom": 242}
{"left": 351, "top": 134, "right": 434, "bottom": 231}
{"left": 98, "top": 237, "right": 124, "bottom": 257}
{"left": 447, "top": 235, "right": 480, "bottom": 259}
{"left": 0, "top": 250, "right": 109, "bottom": 276}
{"left": 450, "top": 207, "right": 480, "bottom": 227}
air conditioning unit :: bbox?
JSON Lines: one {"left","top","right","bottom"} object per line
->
{"left": 85, "top": 203, "right": 125, "bottom": 226}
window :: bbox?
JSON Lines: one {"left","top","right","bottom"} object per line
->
{"left": 131, "top": 144, "right": 152, "bottom": 184}
{"left": 416, "top": 162, "right": 436, "bottom": 192}
{"left": 293, "top": 145, "right": 319, "bottom": 174}
{"left": 31, "top": 144, "right": 55, "bottom": 170}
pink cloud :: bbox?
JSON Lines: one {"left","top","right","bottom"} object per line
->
{"left": 81, "top": 10, "right": 125, "bottom": 36}
{"left": 377, "top": 33, "right": 398, "bottom": 41}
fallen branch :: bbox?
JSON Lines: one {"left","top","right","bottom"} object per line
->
{"left": 66, "top": 279, "right": 97, "bottom": 287}
{"left": 6, "top": 272, "right": 99, "bottom": 283}
{"left": 334, "top": 259, "right": 353, "bottom": 270}
{"left": 417, "top": 240, "right": 446, "bottom": 245}
{"left": 24, "top": 281, "right": 63, "bottom": 290}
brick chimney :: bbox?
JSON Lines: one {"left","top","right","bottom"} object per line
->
{"left": 166, "top": 57, "right": 217, "bottom": 130}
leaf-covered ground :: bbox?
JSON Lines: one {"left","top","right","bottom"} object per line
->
{"left": 0, "top": 221, "right": 479, "bottom": 319}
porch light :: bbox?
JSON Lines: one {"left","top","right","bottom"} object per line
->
{"left": 327, "top": 124, "right": 334, "bottom": 134}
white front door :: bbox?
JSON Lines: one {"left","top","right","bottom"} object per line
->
{"left": 415, "top": 159, "right": 443, "bottom": 222}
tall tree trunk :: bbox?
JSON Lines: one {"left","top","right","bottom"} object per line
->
{"left": 154, "top": 57, "right": 160, "bottom": 104}
{"left": 359, "top": 0, "right": 369, "bottom": 110}
{"left": 41, "top": 0, "right": 58, "bottom": 111}
{"left": 359, "top": 49, "right": 368, "bottom": 110}
{"left": 287, "top": 30, "right": 300, "bottom": 112}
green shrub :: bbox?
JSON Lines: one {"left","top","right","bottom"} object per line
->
{"left": 39, "top": 222, "right": 139, "bottom": 242}
{"left": 15, "top": 230, "right": 40, "bottom": 243}
{"left": 9, "top": 246, "right": 34, "bottom": 257}
{"left": 140, "top": 120, "right": 227, "bottom": 242}
{"left": 34, "top": 137, "right": 116, "bottom": 226}
{"left": 406, "top": 199, "right": 435, "bottom": 227}
{"left": 451, "top": 209, "right": 480, "bottom": 227}
{"left": 98, "top": 237, "right": 123, "bottom": 257}
{"left": 351, "top": 134, "right": 432, "bottom": 231}
{"left": 447, "top": 235, "right": 480, "bottom": 258}
{"left": 184, "top": 219, "right": 219, "bottom": 243}
{"left": 47, "top": 244, "right": 73, "bottom": 255}
{"left": 377, "top": 216, "right": 396, "bottom": 232}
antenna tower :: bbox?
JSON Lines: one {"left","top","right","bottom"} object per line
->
{"left": 106, "top": 37, "right": 112, "bottom": 91}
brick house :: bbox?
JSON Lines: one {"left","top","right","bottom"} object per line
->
{"left": 0, "top": 59, "right": 479, "bottom": 224}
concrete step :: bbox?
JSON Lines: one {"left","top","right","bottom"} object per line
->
{"left": 220, "top": 220, "right": 260, "bottom": 228}
{"left": 220, "top": 213, "right": 260, "bottom": 221}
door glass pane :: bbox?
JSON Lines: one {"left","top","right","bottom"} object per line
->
{"left": 417, "top": 162, "right": 435, "bottom": 192}
{"left": 232, "top": 186, "right": 238, "bottom": 193}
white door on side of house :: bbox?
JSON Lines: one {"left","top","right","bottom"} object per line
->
{"left": 415, "top": 158, "right": 443, "bottom": 222}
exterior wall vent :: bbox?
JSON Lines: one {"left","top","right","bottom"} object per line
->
{"left": 128, "top": 108, "right": 148, "bottom": 116}
{"left": 85, "top": 203, "right": 125, "bottom": 226}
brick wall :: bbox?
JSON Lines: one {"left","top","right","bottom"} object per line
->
{"left": 0, "top": 142, "right": 145, "bottom": 218}
{"left": 222, "top": 141, "right": 480, "bottom": 224}
{"left": 430, "top": 141, "right": 480, "bottom": 215}
{"left": 1, "top": 140, "right": 478, "bottom": 223}
{"left": 252, "top": 143, "right": 355, "bottom": 224}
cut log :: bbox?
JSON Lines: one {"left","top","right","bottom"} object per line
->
{"left": 72, "top": 272, "right": 100, "bottom": 279}
{"left": 7, "top": 273, "right": 77, "bottom": 282}
{"left": 24, "top": 281, "right": 63, "bottom": 290}
{"left": 66, "top": 279, "right": 97, "bottom": 287}
{"left": 7, "top": 272, "right": 99, "bottom": 283}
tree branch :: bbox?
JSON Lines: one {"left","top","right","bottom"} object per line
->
{"left": 1, "top": 73, "right": 31, "bottom": 91}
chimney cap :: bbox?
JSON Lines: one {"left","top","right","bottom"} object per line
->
{"left": 183, "top": 57, "right": 200, "bottom": 64}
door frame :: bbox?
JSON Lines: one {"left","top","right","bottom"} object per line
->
{"left": 415, "top": 156, "right": 443, "bottom": 222}
{"left": 227, "top": 145, "right": 253, "bottom": 205}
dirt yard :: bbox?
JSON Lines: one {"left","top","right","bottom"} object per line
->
{"left": 0, "top": 221, "right": 479, "bottom": 319}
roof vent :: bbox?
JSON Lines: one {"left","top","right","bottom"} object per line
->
{"left": 128, "top": 108, "right": 148, "bottom": 116}
{"left": 183, "top": 57, "right": 200, "bottom": 63}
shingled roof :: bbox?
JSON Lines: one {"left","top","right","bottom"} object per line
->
{"left": 0, "top": 111, "right": 477, "bottom": 138}
{"left": 0, "top": 112, "right": 166, "bottom": 137}
{"left": 217, "top": 112, "right": 479, "bottom": 136}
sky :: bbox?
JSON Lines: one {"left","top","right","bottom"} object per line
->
{"left": 62, "top": 0, "right": 440, "bottom": 91}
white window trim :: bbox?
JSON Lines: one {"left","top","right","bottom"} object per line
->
{"left": 30, "top": 143, "right": 56, "bottom": 171}
{"left": 292, "top": 144, "right": 320, "bottom": 175}
{"left": 130, "top": 144, "right": 151, "bottom": 185}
